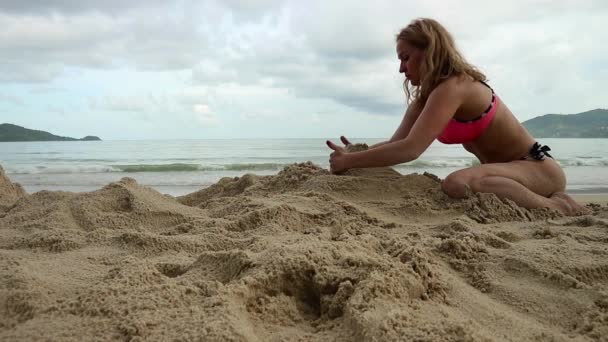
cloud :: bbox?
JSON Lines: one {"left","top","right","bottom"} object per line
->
{"left": 0, "top": 93, "right": 24, "bottom": 105}
{"left": 0, "top": 7, "right": 211, "bottom": 83}
{"left": 1, "top": 0, "right": 607, "bottom": 139}
{"left": 28, "top": 86, "right": 67, "bottom": 94}
{"left": 0, "top": 0, "right": 169, "bottom": 15}
{"left": 46, "top": 105, "right": 69, "bottom": 115}
{"left": 175, "top": 87, "right": 214, "bottom": 106}
{"left": 187, "top": 3, "right": 408, "bottom": 115}
{"left": 239, "top": 109, "right": 284, "bottom": 121}
{"left": 192, "top": 103, "right": 218, "bottom": 126}
{"left": 0, "top": 62, "right": 64, "bottom": 83}
{"left": 216, "top": 0, "right": 287, "bottom": 20}
{"left": 88, "top": 94, "right": 178, "bottom": 119}
{"left": 90, "top": 95, "right": 148, "bottom": 112}
{"left": 192, "top": 61, "right": 239, "bottom": 85}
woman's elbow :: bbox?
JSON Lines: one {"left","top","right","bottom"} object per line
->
{"left": 406, "top": 149, "right": 422, "bottom": 163}
{"left": 393, "top": 149, "right": 419, "bottom": 165}
{"left": 400, "top": 140, "right": 426, "bottom": 162}
{"left": 411, "top": 149, "right": 423, "bottom": 161}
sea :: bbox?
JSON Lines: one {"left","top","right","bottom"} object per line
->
{"left": 1, "top": 139, "right": 607, "bottom": 196}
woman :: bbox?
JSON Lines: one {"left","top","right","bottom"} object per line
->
{"left": 327, "top": 18, "right": 588, "bottom": 216}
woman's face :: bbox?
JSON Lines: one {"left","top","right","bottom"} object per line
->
{"left": 396, "top": 39, "right": 424, "bottom": 86}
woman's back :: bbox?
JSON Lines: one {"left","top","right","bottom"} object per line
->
{"left": 448, "top": 75, "right": 536, "bottom": 163}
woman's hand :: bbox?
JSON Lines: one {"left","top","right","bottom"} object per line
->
{"left": 339, "top": 136, "right": 352, "bottom": 148}
{"left": 326, "top": 140, "right": 350, "bottom": 174}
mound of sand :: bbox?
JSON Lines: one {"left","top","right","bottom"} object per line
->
{"left": 0, "top": 165, "right": 26, "bottom": 210}
{"left": 1, "top": 162, "right": 607, "bottom": 341}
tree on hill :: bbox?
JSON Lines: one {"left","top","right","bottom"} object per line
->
{"left": 522, "top": 109, "right": 608, "bottom": 138}
{"left": 0, "top": 123, "right": 101, "bottom": 142}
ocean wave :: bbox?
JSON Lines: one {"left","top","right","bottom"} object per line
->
{"left": 8, "top": 165, "right": 118, "bottom": 174}
{"left": 557, "top": 158, "right": 608, "bottom": 167}
{"left": 6, "top": 162, "right": 290, "bottom": 174}
{"left": 223, "top": 163, "right": 285, "bottom": 171}
{"left": 399, "top": 158, "right": 608, "bottom": 168}
{"left": 38, "top": 158, "right": 119, "bottom": 163}
{"left": 5, "top": 157, "right": 608, "bottom": 175}
{"left": 17, "top": 152, "right": 63, "bottom": 155}
{"left": 115, "top": 163, "right": 287, "bottom": 172}
{"left": 113, "top": 163, "right": 202, "bottom": 172}
{"left": 396, "top": 159, "right": 478, "bottom": 169}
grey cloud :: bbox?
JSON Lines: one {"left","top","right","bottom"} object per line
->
{"left": 0, "top": 63, "right": 63, "bottom": 83}
{"left": 0, "top": 93, "right": 24, "bottom": 105}
{"left": 287, "top": 70, "right": 406, "bottom": 116}
{"left": 192, "top": 61, "right": 240, "bottom": 85}
{"left": 216, "top": 0, "right": 287, "bottom": 20}
{"left": 457, "top": 8, "right": 608, "bottom": 118}
{"left": 28, "top": 86, "right": 66, "bottom": 94}
{"left": 187, "top": 3, "right": 410, "bottom": 115}
{"left": 46, "top": 105, "right": 70, "bottom": 115}
{"left": 89, "top": 96, "right": 148, "bottom": 112}
{"left": 0, "top": 0, "right": 287, "bottom": 17}
{"left": 324, "top": 93, "right": 404, "bottom": 116}
{"left": 1, "top": 0, "right": 406, "bottom": 114}
{"left": 0, "top": 0, "right": 168, "bottom": 14}
{"left": 0, "top": 6, "right": 211, "bottom": 82}
{"left": 174, "top": 88, "right": 215, "bottom": 107}
{"left": 88, "top": 94, "right": 179, "bottom": 121}
{"left": 283, "top": 0, "right": 608, "bottom": 116}
{"left": 1, "top": 0, "right": 607, "bottom": 118}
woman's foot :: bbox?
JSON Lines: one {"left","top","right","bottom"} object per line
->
{"left": 549, "top": 192, "right": 592, "bottom": 216}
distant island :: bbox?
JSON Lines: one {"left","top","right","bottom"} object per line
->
{"left": 522, "top": 108, "right": 608, "bottom": 138}
{"left": 0, "top": 123, "right": 101, "bottom": 142}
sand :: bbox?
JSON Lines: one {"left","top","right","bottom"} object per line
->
{"left": 1, "top": 162, "right": 607, "bottom": 342}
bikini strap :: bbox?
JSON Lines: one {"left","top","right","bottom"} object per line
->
{"left": 479, "top": 80, "right": 494, "bottom": 94}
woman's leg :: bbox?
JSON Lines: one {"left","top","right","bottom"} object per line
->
{"left": 441, "top": 159, "right": 589, "bottom": 215}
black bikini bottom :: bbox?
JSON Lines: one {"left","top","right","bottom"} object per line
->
{"left": 521, "top": 142, "right": 553, "bottom": 161}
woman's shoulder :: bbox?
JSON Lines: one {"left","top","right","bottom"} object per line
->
{"left": 433, "top": 75, "right": 471, "bottom": 96}
{"left": 446, "top": 74, "right": 476, "bottom": 87}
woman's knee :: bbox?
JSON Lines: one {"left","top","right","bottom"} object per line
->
{"left": 442, "top": 172, "right": 472, "bottom": 198}
{"left": 468, "top": 176, "right": 497, "bottom": 193}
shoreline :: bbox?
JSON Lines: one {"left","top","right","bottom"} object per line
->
{"left": 570, "top": 193, "right": 608, "bottom": 205}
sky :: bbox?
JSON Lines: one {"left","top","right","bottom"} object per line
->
{"left": 0, "top": 0, "right": 606, "bottom": 140}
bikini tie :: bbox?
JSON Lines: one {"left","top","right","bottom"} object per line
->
{"left": 529, "top": 142, "right": 553, "bottom": 161}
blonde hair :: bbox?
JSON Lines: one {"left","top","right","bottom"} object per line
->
{"left": 396, "top": 18, "right": 486, "bottom": 104}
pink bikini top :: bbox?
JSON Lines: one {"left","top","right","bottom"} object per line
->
{"left": 436, "top": 82, "right": 499, "bottom": 145}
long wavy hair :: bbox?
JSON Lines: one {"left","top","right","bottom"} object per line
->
{"left": 396, "top": 18, "right": 486, "bottom": 105}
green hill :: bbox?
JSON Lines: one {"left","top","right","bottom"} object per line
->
{"left": 0, "top": 124, "right": 101, "bottom": 142}
{"left": 522, "top": 109, "right": 608, "bottom": 138}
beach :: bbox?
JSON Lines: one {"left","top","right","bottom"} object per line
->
{"left": 1, "top": 162, "right": 607, "bottom": 341}
{"left": 3, "top": 0, "right": 607, "bottom": 339}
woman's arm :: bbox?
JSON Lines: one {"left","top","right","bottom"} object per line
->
{"left": 368, "top": 140, "right": 390, "bottom": 149}
{"left": 368, "top": 100, "right": 424, "bottom": 149}
{"left": 347, "top": 139, "right": 418, "bottom": 168}
{"left": 329, "top": 80, "right": 463, "bottom": 172}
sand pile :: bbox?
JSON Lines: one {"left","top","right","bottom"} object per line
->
{"left": 0, "top": 165, "right": 26, "bottom": 211}
{"left": 1, "top": 162, "right": 607, "bottom": 341}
